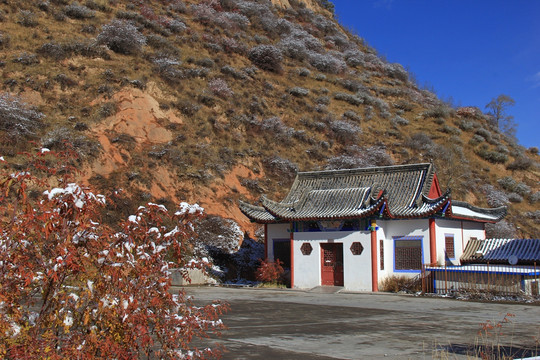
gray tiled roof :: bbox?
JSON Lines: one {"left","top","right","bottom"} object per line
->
{"left": 261, "top": 187, "right": 383, "bottom": 221}
{"left": 239, "top": 163, "right": 506, "bottom": 223}
{"left": 461, "top": 238, "right": 540, "bottom": 265}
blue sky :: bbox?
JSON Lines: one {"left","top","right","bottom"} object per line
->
{"left": 332, "top": 1, "right": 540, "bottom": 148}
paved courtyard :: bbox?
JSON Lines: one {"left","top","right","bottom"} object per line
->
{"left": 183, "top": 286, "right": 540, "bottom": 360}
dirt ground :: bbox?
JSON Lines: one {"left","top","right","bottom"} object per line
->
{"left": 182, "top": 286, "right": 540, "bottom": 360}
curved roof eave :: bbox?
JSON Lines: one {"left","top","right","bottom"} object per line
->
{"left": 449, "top": 201, "right": 507, "bottom": 223}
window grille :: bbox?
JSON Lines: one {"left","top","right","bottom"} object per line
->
{"left": 445, "top": 235, "right": 455, "bottom": 259}
{"left": 394, "top": 237, "right": 422, "bottom": 271}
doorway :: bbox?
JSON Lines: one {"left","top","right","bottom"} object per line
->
{"left": 320, "top": 243, "right": 344, "bottom": 286}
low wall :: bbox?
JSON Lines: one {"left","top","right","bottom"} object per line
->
{"left": 170, "top": 268, "right": 218, "bottom": 286}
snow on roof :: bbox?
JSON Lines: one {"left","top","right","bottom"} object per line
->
{"left": 451, "top": 205, "right": 500, "bottom": 221}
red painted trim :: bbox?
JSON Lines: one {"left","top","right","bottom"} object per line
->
{"left": 460, "top": 221, "right": 464, "bottom": 257}
{"left": 264, "top": 224, "right": 268, "bottom": 260}
{"left": 448, "top": 215, "right": 497, "bottom": 223}
{"left": 371, "top": 227, "right": 378, "bottom": 292}
{"left": 428, "top": 174, "right": 442, "bottom": 198}
{"left": 290, "top": 229, "right": 294, "bottom": 288}
{"left": 429, "top": 218, "right": 437, "bottom": 265}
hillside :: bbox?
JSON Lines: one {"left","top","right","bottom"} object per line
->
{"left": 0, "top": 0, "right": 538, "bottom": 238}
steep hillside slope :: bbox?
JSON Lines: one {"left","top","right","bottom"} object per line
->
{"left": 0, "top": 0, "right": 538, "bottom": 237}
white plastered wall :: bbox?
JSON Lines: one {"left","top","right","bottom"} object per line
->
{"left": 435, "top": 218, "right": 463, "bottom": 265}
{"left": 377, "top": 219, "right": 430, "bottom": 281}
{"left": 462, "top": 220, "right": 486, "bottom": 244}
{"left": 293, "top": 230, "right": 372, "bottom": 291}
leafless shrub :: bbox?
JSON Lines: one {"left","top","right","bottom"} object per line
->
{"left": 165, "top": 18, "right": 187, "bottom": 33}
{"left": 497, "top": 176, "right": 517, "bottom": 192}
{"left": 84, "top": 0, "right": 110, "bottom": 12}
{"left": 41, "top": 127, "right": 101, "bottom": 159}
{"left": 97, "top": 19, "right": 146, "bottom": 55}
{"left": 81, "top": 24, "right": 97, "bottom": 34}
{"left": 343, "top": 49, "right": 365, "bottom": 67}
{"left": 380, "top": 275, "right": 421, "bottom": 293}
{"left": 289, "top": 68, "right": 308, "bottom": 79}
{"left": 456, "top": 119, "right": 475, "bottom": 131}
{"left": 405, "top": 132, "right": 433, "bottom": 151}
{"left": 325, "top": 33, "right": 351, "bottom": 50}
{"left": 38, "top": 1, "right": 50, "bottom": 11}
{"left": 475, "top": 145, "right": 508, "bottom": 164}
{"left": 278, "top": 37, "right": 308, "bottom": 60}
{"left": 475, "top": 127, "right": 492, "bottom": 142}
{"left": 39, "top": 41, "right": 109, "bottom": 60}
{"left": 260, "top": 117, "right": 295, "bottom": 141}
{"left": 196, "top": 57, "right": 215, "bottom": 68}
{"left": 384, "top": 63, "right": 408, "bottom": 82}
{"left": 0, "top": 93, "right": 44, "bottom": 140}
{"left": 175, "top": 100, "right": 200, "bottom": 116}
{"left": 391, "top": 115, "right": 409, "bottom": 126}
{"left": 423, "top": 104, "right": 453, "bottom": 119}
{"left": 288, "top": 87, "right": 309, "bottom": 97}
{"left": 152, "top": 56, "right": 183, "bottom": 85}
{"left": 217, "top": 12, "right": 250, "bottom": 30}
{"left": 343, "top": 110, "right": 361, "bottom": 122}
{"left": 168, "top": 0, "right": 187, "bottom": 13}
{"left": 313, "top": 13, "right": 338, "bottom": 34}
{"left": 485, "top": 220, "right": 516, "bottom": 239}
{"left": 325, "top": 145, "right": 394, "bottom": 170}
{"left": 17, "top": 10, "right": 38, "bottom": 27}
{"left": 525, "top": 210, "right": 540, "bottom": 223}
{"left": 146, "top": 35, "right": 178, "bottom": 55}
{"left": 439, "top": 124, "right": 461, "bottom": 135}
{"left": 248, "top": 45, "right": 283, "bottom": 73}
{"left": 55, "top": 73, "right": 78, "bottom": 90}
{"left": 263, "top": 155, "right": 298, "bottom": 183}
{"left": 469, "top": 134, "right": 485, "bottom": 146}
{"left": 339, "top": 79, "right": 367, "bottom": 93}
{"left": 64, "top": 2, "right": 95, "bottom": 19}
{"left": 529, "top": 192, "right": 540, "bottom": 203}
{"left": 481, "top": 184, "right": 509, "bottom": 207}
{"left": 329, "top": 120, "right": 361, "bottom": 143}
{"left": 507, "top": 193, "right": 523, "bottom": 203}
{"left": 234, "top": 0, "right": 273, "bottom": 19}
{"left": 208, "top": 78, "right": 233, "bottom": 98}
{"left": 98, "top": 102, "right": 116, "bottom": 118}
{"left": 334, "top": 92, "right": 362, "bottom": 106}
{"left": 307, "top": 51, "right": 346, "bottom": 74}
{"left": 0, "top": 32, "right": 10, "bottom": 49}
{"left": 506, "top": 156, "right": 533, "bottom": 171}
{"left": 12, "top": 52, "right": 39, "bottom": 66}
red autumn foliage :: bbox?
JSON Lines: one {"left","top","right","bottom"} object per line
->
{"left": 255, "top": 259, "right": 285, "bottom": 284}
{"left": 0, "top": 149, "right": 227, "bottom": 359}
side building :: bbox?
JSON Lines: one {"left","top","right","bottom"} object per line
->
{"left": 239, "top": 163, "right": 507, "bottom": 291}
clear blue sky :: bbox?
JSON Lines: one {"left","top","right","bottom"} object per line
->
{"left": 332, "top": 1, "right": 540, "bottom": 148}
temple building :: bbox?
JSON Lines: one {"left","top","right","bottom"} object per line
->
{"left": 239, "top": 163, "right": 507, "bottom": 291}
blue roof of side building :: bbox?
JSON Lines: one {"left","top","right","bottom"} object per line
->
{"left": 461, "top": 238, "right": 540, "bottom": 265}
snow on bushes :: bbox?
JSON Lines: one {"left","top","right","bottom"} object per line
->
{"left": 325, "top": 145, "right": 394, "bottom": 170}
{"left": 0, "top": 93, "right": 44, "bottom": 140}
{"left": 97, "top": 19, "right": 146, "bottom": 55}
{"left": 0, "top": 150, "right": 226, "bottom": 358}
{"left": 208, "top": 78, "right": 233, "bottom": 98}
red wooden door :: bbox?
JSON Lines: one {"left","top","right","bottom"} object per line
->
{"left": 321, "top": 243, "right": 344, "bottom": 286}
